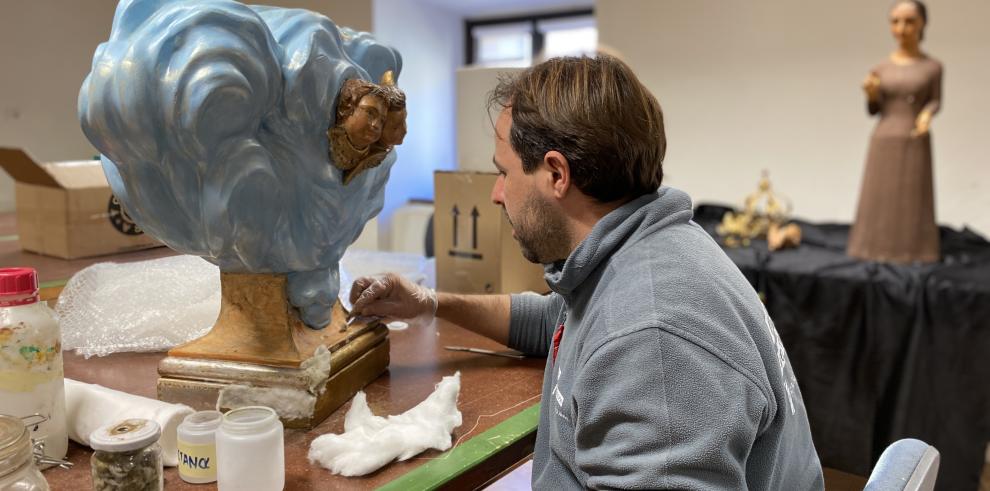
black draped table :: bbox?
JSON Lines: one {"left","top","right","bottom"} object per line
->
{"left": 694, "top": 205, "right": 990, "bottom": 491}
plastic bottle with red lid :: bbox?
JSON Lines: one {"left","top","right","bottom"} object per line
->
{"left": 0, "top": 267, "right": 68, "bottom": 461}
{"left": 0, "top": 267, "right": 41, "bottom": 307}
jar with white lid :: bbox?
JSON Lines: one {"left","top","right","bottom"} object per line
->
{"left": 216, "top": 406, "right": 284, "bottom": 491}
{"left": 90, "top": 418, "right": 163, "bottom": 491}
{"left": 0, "top": 267, "right": 68, "bottom": 462}
{"left": 0, "top": 414, "right": 50, "bottom": 490}
{"left": 177, "top": 410, "right": 222, "bottom": 484}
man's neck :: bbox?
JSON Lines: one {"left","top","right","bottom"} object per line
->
{"left": 565, "top": 195, "right": 630, "bottom": 252}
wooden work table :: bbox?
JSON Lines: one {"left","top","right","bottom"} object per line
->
{"left": 0, "top": 213, "right": 545, "bottom": 490}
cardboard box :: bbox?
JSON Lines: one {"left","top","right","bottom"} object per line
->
{"left": 434, "top": 171, "right": 548, "bottom": 294}
{"left": 0, "top": 148, "right": 162, "bottom": 259}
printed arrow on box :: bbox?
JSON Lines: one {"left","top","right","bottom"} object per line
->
{"left": 471, "top": 206, "right": 479, "bottom": 250}
{"left": 452, "top": 205, "right": 459, "bottom": 247}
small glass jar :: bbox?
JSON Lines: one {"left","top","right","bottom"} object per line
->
{"left": 177, "top": 410, "right": 222, "bottom": 484}
{"left": 0, "top": 414, "right": 50, "bottom": 490}
{"left": 216, "top": 406, "right": 284, "bottom": 491}
{"left": 89, "top": 419, "right": 163, "bottom": 491}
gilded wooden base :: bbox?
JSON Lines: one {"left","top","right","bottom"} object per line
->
{"left": 158, "top": 334, "right": 388, "bottom": 429}
{"left": 158, "top": 272, "right": 389, "bottom": 428}
{"left": 168, "top": 272, "right": 366, "bottom": 367}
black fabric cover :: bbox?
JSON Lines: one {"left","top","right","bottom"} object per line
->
{"left": 694, "top": 204, "right": 990, "bottom": 491}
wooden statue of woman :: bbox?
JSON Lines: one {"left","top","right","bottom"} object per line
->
{"left": 847, "top": 0, "right": 942, "bottom": 263}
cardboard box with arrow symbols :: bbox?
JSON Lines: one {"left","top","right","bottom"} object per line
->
{"left": 433, "top": 170, "right": 548, "bottom": 294}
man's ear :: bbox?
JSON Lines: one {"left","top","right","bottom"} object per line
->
{"left": 542, "top": 150, "right": 571, "bottom": 199}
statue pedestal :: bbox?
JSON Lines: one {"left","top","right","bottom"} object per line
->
{"left": 157, "top": 272, "right": 388, "bottom": 429}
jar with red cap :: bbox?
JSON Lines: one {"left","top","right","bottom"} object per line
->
{"left": 0, "top": 268, "right": 67, "bottom": 461}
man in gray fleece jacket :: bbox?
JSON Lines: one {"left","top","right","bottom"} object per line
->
{"left": 350, "top": 55, "right": 824, "bottom": 489}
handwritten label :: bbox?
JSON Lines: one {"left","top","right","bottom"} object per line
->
{"left": 177, "top": 441, "right": 217, "bottom": 482}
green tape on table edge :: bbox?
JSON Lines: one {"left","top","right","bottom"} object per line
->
{"left": 0, "top": 234, "right": 18, "bottom": 242}
{"left": 39, "top": 279, "right": 68, "bottom": 289}
{"left": 377, "top": 402, "right": 540, "bottom": 491}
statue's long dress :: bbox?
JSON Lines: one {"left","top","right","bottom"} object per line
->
{"left": 847, "top": 57, "right": 942, "bottom": 263}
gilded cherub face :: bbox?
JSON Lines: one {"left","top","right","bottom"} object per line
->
{"left": 380, "top": 107, "right": 407, "bottom": 146}
{"left": 341, "top": 94, "right": 386, "bottom": 149}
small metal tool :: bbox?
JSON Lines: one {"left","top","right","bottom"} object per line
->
{"left": 342, "top": 313, "right": 382, "bottom": 332}
{"left": 443, "top": 346, "right": 525, "bottom": 359}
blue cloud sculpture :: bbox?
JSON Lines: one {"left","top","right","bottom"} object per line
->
{"left": 79, "top": 0, "right": 402, "bottom": 329}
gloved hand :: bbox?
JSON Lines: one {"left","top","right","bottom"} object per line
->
{"left": 348, "top": 273, "right": 438, "bottom": 326}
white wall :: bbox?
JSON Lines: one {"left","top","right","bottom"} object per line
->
{"left": 456, "top": 67, "right": 524, "bottom": 173}
{"left": 598, "top": 0, "right": 990, "bottom": 234}
{"left": 0, "top": 0, "right": 371, "bottom": 213}
{"left": 373, "top": 0, "right": 462, "bottom": 249}
{"left": 423, "top": 0, "right": 592, "bottom": 18}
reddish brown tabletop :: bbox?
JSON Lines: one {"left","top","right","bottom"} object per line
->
{"left": 49, "top": 325, "right": 543, "bottom": 490}
{"left": 1, "top": 212, "right": 546, "bottom": 490}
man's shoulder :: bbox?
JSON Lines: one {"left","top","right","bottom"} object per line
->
{"left": 596, "top": 218, "right": 752, "bottom": 321}
{"left": 587, "top": 219, "right": 776, "bottom": 390}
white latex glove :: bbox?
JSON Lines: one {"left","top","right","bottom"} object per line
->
{"left": 349, "top": 273, "right": 438, "bottom": 327}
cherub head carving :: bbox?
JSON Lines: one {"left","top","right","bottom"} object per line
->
{"left": 328, "top": 72, "right": 407, "bottom": 183}
{"left": 336, "top": 80, "right": 389, "bottom": 150}
{"left": 380, "top": 85, "right": 407, "bottom": 146}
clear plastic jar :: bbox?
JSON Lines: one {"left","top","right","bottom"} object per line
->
{"left": 177, "top": 410, "right": 222, "bottom": 484}
{"left": 90, "top": 419, "right": 163, "bottom": 491}
{"left": 0, "top": 414, "right": 50, "bottom": 490}
{"left": 216, "top": 406, "right": 284, "bottom": 491}
{"left": 0, "top": 268, "right": 68, "bottom": 461}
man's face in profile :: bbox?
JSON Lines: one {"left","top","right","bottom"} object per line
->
{"left": 490, "top": 109, "right": 569, "bottom": 264}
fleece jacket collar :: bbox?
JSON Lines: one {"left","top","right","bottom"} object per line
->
{"left": 543, "top": 186, "right": 694, "bottom": 301}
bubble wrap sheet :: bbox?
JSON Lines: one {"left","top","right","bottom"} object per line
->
{"left": 55, "top": 251, "right": 433, "bottom": 357}
{"left": 56, "top": 255, "right": 220, "bottom": 358}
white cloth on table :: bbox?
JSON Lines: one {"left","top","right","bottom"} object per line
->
{"left": 64, "top": 378, "right": 193, "bottom": 467}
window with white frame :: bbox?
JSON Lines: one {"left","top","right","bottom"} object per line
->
{"left": 472, "top": 22, "right": 533, "bottom": 68}
{"left": 538, "top": 16, "right": 597, "bottom": 59}
{"left": 466, "top": 10, "right": 596, "bottom": 67}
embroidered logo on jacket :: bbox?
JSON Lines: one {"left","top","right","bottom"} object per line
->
{"left": 552, "top": 367, "right": 570, "bottom": 422}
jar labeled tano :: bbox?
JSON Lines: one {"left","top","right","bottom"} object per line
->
{"left": 90, "top": 419, "right": 163, "bottom": 491}
{"left": 0, "top": 267, "right": 68, "bottom": 461}
{"left": 0, "top": 414, "right": 50, "bottom": 490}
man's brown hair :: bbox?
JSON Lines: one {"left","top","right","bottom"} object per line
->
{"left": 488, "top": 55, "right": 666, "bottom": 203}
